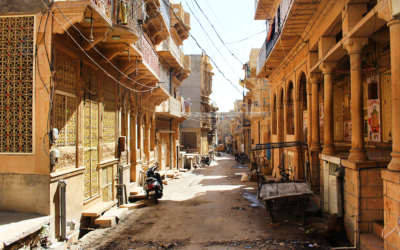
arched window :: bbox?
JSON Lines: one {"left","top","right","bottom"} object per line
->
{"left": 299, "top": 73, "right": 307, "bottom": 142}
{"left": 279, "top": 89, "right": 285, "bottom": 140}
{"left": 273, "top": 95, "right": 277, "bottom": 134}
{"left": 287, "top": 82, "right": 294, "bottom": 135}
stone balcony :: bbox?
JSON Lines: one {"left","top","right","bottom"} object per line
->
{"left": 52, "top": 0, "right": 140, "bottom": 49}
{"left": 157, "top": 36, "right": 183, "bottom": 70}
{"left": 155, "top": 96, "right": 183, "bottom": 118}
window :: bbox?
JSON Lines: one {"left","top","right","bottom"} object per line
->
{"left": 0, "top": 16, "right": 35, "bottom": 153}
{"left": 182, "top": 132, "right": 197, "bottom": 150}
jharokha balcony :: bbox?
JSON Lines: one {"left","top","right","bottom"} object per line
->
{"left": 52, "top": 0, "right": 140, "bottom": 48}
{"left": 145, "top": 0, "right": 171, "bottom": 45}
{"left": 256, "top": 0, "right": 319, "bottom": 78}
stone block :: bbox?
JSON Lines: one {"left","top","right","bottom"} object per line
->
{"left": 384, "top": 197, "right": 400, "bottom": 217}
{"left": 382, "top": 170, "right": 400, "bottom": 184}
{"left": 387, "top": 182, "right": 400, "bottom": 202}
{"left": 95, "top": 216, "right": 116, "bottom": 228}
{"left": 361, "top": 186, "right": 383, "bottom": 198}
{"left": 360, "top": 233, "right": 383, "bottom": 250}
{"left": 360, "top": 221, "right": 370, "bottom": 232}
{"left": 367, "top": 198, "right": 384, "bottom": 210}
{"left": 385, "top": 228, "right": 400, "bottom": 249}
{"left": 120, "top": 201, "right": 146, "bottom": 210}
{"left": 372, "top": 221, "right": 384, "bottom": 240}
{"left": 368, "top": 170, "right": 383, "bottom": 186}
{"left": 103, "top": 208, "right": 128, "bottom": 221}
{"left": 384, "top": 211, "right": 399, "bottom": 231}
{"left": 361, "top": 171, "right": 368, "bottom": 187}
{"left": 361, "top": 210, "right": 383, "bottom": 222}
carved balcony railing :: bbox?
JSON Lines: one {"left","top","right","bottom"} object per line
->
{"left": 142, "top": 33, "right": 159, "bottom": 77}
{"left": 159, "top": 36, "right": 182, "bottom": 68}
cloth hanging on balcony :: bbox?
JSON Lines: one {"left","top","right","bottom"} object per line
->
{"left": 119, "top": 0, "right": 128, "bottom": 25}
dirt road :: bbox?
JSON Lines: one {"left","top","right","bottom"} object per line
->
{"left": 71, "top": 153, "right": 329, "bottom": 249}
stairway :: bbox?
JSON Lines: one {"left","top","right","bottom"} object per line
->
{"left": 360, "top": 221, "right": 384, "bottom": 250}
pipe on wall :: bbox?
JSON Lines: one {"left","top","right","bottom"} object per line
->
{"left": 59, "top": 180, "right": 68, "bottom": 240}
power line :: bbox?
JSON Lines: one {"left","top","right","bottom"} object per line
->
{"left": 163, "top": 0, "right": 242, "bottom": 95}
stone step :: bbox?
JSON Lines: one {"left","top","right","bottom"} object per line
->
{"left": 82, "top": 200, "right": 117, "bottom": 217}
{"left": 130, "top": 182, "right": 137, "bottom": 189}
{"left": 372, "top": 221, "right": 384, "bottom": 240}
{"left": 120, "top": 201, "right": 147, "bottom": 210}
{"left": 130, "top": 187, "right": 144, "bottom": 195}
{"left": 103, "top": 208, "right": 128, "bottom": 221}
{"left": 95, "top": 216, "right": 116, "bottom": 228}
{"left": 360, "top": 233, "right": 384, "bottom": 250}
{"left": 129, "top": 194, "right": 147, "bottom": 200}
{"left": 179, "top": 169, "right": 187, "bottom": 172}
{"left": 166, "top": 170, "right": 175, "bottom": 178}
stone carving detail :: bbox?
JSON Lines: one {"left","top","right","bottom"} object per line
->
{"left": 0, "top": 16, "right": 34, "bottom": 153}
{"left": 103, "top": 79, "right": 116, "bottom": 144}
{"left": 52, "top": 151, "right": 76, "bottom": 172}
{"left": 102, "top": 143, "right": 116, "bottom": 161}
{"left": 53, "top": 14, "right": 84, "bottom": 34}
{"left": 343, "top": 38, "right": 369, "bottom": 54}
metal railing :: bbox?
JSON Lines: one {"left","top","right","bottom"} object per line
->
{"left": 159, "top": 0, "right": 171, "bottom": 31}
{"left": 256, "top": 27, "right": 281, "bottom": 76}
{"left": 159, "top": 65, "right": 170, "bottom": 93}
{"left": 126, "top": 0, "right": 141, "bottom": 36}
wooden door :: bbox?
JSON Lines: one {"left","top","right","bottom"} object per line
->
{"left": 381, "top": 70, "right": 392, "bottom": 142}
{"left": 83, "top": 101, "right": 99, "bottom": 200}
{"left": 333, "top": 88, "right": 343, "bottom": 140}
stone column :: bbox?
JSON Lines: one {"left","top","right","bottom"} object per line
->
{"left": 310, "top": 74, "right": 321, "bottom": 151}
{"left": 388, "top": 20, "right": 400, "bottom": 171}
{"left": 320, "top": 62, "right": 337, "bottom": 155}
{"left": 344, "top": 38, "right": 369, "bottom": 162}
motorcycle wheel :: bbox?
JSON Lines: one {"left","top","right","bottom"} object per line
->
{"left": 152, "top": 194, "right": 158, "bottom": 204}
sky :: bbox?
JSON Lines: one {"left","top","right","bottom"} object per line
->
{"left": 174, "top": 0, "right": 266, "bottom": 112}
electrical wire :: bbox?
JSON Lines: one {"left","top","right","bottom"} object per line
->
{"left": 46, "top": 0, "right": 159, "bottom": 91}
{"left": 162, "top": 0, "right": 243, "bottom": 95}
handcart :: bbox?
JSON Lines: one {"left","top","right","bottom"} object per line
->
{"left": 252, "top": 141, "right": 313, "bottom": 225}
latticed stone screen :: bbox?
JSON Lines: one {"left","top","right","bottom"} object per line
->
{"left": 0, "top": 16, "right": 34, "bottom": 153}
{"left": 102, "top": 79, "right": 116, "bottom": 144}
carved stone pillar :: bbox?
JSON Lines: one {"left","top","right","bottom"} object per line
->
{"left": 320, "top": 62, "right": 337, "bottom": 155}
{"left": 310, "top": 74, "right": 321, "bottom": 151}
{"left": 344, "top": 37, "right": 369, "bottom": 162}
{"left": 387, "top": 20, "right": 400, "bottom": 170}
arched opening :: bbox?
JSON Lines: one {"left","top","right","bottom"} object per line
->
{"left": 299, "top": 73, "right": 308, "bottom": 142}
{"left": 273, "top": 95, "right": 277, "bottom": 134}
{"left": 287, "top": 82, "right": 295, "bottom": 135}
{"left": 279, "top": 89, "right": 284, "bottom": 141}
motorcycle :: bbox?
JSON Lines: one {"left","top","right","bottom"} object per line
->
{"left": 143, "top": 162, "right": 163, "bottom": 204}
{"left": 200, "top": 155, "right": 211, "bottom": 166}
{"left": 235, "top": 152, "right": 243, "bottom": 162}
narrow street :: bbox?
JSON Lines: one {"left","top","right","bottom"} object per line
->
{"left": 71, "top": 153, "right": 329, "bottom": 250}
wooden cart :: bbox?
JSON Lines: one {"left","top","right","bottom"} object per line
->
{"left": 252, "top": 142, "right": 313, "bottom": 225}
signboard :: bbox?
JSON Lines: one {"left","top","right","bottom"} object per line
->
{"left": 344, "top": 120, "right": 352, "bottom": 141}
{"left": 367, "top": 75, "right": 381, "bottom": 142}
{"left": 319, "top": 103, "right": 324, "bottom": 126}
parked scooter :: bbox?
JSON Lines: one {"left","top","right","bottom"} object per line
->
{"left": 144, "top": 162, "right": 163, "bottom": 204}
{"left": 200, "top": 155, "right": 211, "bottom": 166}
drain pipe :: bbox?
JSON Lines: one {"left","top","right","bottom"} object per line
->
{"left": 117, "top": 164, "right": 128, "bottom": 206}
{"left": 59, "top": 180, "right": 68, "bottom": 240}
